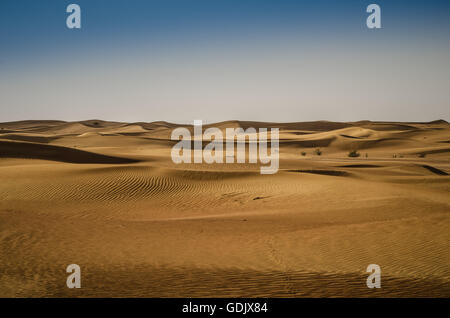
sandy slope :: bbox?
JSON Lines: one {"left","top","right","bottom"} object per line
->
{"left": 0, "top": 120, "right": 449, "bottom": 297}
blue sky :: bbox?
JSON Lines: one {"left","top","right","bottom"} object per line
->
{"left": 1, "top": 0, "right": 449, "bottom": 122}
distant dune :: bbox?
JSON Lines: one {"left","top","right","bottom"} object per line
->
{"left": 0, "top": 119, "right": 449, "bottom": 297}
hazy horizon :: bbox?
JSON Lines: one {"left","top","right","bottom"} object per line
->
{"left": 0, "top": 118, "right": 449, "bottom": 126}
{"left": 1, "top": 0, "right": 449, "bottom": 123}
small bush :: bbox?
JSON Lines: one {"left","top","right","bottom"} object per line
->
{"left": 301, "top": 151, "right": 306, "bottom": 156}
{"left": 348, "top": 150, "right": 360, "bottom": 158}
{"left": 314, "top": 148, "right": 322, "bottom": 156}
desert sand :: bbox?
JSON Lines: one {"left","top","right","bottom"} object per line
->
{"left": 0, "top": 119, "right": 449, "bottom": 297}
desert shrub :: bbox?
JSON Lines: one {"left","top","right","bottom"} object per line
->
{"left": 314, "top": 148, "right": 322, "bottom": 156}
{"left": 348, "top": 150, "right": 360, "bottom": 158}
{"left": 301, "top": 151, "right": 306, "bottom": 156}
{"left": 418, "top": 153, "right": 426, "bottom": 158}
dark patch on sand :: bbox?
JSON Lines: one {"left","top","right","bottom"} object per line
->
{"left": 421, "top": 165, "right": 448, "bottom": 176}
{"left": 0, "top": 140, "right": 139, "bottom": 164}
{"left": 288, "top": 169, "right": 350, "bottom": 177}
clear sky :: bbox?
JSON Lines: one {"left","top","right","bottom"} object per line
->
{"left": 0, "top": 0, "right": 449, "bottom": 123}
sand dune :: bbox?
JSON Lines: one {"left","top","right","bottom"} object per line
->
{"left": 0, "top": 140, "right": 139, "bottom": 164}
{"left": 0, "top": 119, "right": 449, "bottom": 297}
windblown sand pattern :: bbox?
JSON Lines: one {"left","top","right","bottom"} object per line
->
{"left": 0, "top": 119, "right": 449, "bottom": 297}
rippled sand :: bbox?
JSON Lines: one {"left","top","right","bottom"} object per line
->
{"left": 0, "top": 119, "right": 449, "bottom": 297}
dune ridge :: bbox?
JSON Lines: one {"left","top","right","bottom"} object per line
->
{"left": 0, "top": 119, "right": 448, "bottom": 297}
{"left": 0, "top": 140, "right": 139, "bottom": 164}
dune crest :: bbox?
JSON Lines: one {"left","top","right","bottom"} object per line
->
{"left": 0, "top": 119, "right": 449, "bottom": 297}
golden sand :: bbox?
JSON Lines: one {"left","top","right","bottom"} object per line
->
{"left": 0, "top": 119, "right": 449, "bottom": 297}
